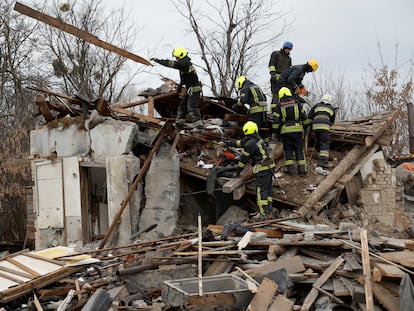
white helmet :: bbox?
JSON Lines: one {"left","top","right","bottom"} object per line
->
{"left": 321, "top": 93, "right": 333, "bottom": 105}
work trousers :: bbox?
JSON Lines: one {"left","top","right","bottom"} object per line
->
{"left": 314, "top": 130, "right": 330, "bottom": 167}
{"left": 256, "top": 169, "right": 273, "bottom": 215}
{"left": 270, "top": 78, "right": 279, "bottom": 105}
{"left": 176, "top": 91, "right": 201, "bottom": 124}
{"left": 281, "top": 132, "right": 307, "bottom": 175}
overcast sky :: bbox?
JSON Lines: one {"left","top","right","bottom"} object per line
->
{"left": 103, "top": 0, "right": 413, "bottom": 96}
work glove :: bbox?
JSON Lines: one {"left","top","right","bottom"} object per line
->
{"left": 294, "top": 86, "right": 300, "bottom": 94}
{"left": 233, "top": 165, "right": 242, "bottom": 176}
{"left": 150, "top": 58, "right": 160, "bottom": 64}
{"left": 223, "top": 140, "right": 235, "bottom": 147}
{"left": 298, "top": 87, "right": 308, "bottom": 96}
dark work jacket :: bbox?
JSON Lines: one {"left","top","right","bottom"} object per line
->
{"left": 268, "top": 49, "right": 292, "bottom": 76}
{"left": 272, "top": 95, "right": 310, "bottom": 134}
{"left": 308, "top": 101, "right": 336, "bottom": 131}
{"left": 238, "top": 80, "right": 267, "bottom": 114}
{"left": 157, "top": 56, "right": 202, "bottom": 89}
{"left": 233, "top": 133, "right": 273, "bottom": 173}
{"left": 277, "top": 63, "right": 313, "bottom": 91}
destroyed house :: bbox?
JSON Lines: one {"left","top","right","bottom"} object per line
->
{"left": 27, "top": 83, "right": 411, "bottom": 252}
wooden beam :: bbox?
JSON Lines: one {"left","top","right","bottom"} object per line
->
{"left": 14, "top": 2, "right": 151, "bottom": 66}
{"left": 98, "top": 125, "right": 166, "bottom": 249}
{"left": 300, "top": 256, "right": 344, "bottom": 311}
{"left": 109, "top": 106, "right": 160, "bottom": 124}
{"left": 361, "top": 230, "right": 374, "bottom": 311}
{"left": 298, "top": 144, "right": 368, "bottom": 217}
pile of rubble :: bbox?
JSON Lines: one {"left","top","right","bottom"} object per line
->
{"left": 1, "top": 82, "right": 413, "bottom": 310}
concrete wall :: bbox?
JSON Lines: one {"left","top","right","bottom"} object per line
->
{"left": 31, "top": 118, "right": 144, "bottom": 249}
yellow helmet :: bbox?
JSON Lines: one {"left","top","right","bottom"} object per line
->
{"left": 278, "top": 87, "right": 292, "bottom": 99}
{"left": 235, "top": 76, "right": 246, "bottom": 90}
{"left": 172, "top": 47, "right": 187, "bottom": 59}
{"left": 307, "top": 59, "right": 319, "bottom": 72}
{"left": 243, "top": 121, "right": 258, "bottom": 135}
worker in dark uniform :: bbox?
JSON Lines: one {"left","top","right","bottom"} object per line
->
{"left": 276, "top": 59, "right": 319, "bottom": 103}
{"left": 308, "top": 93, "right": 336, "bottom": 169}
{"left": 224, "top": 121, "right": 275, "bottom": 220}
{"left": 273, "top": 87, "right": 311, "bottom": 176}
{"left": 268, "top": 41, "right": 293, "bottom": 105}
{"left": 233, "top": 76, "right": 270, "bottom": 143}
{"left": 151, "top": 47, "right": 203, "bottom": 130}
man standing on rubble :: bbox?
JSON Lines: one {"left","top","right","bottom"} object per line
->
{"left": 268, "top": 41, "right": 293, "bottom": 105}
{"left": 308, "top": 93, "right": 336, "bottom": 169}
{"left": 223, "top": 121, "right": 275, "bottom": 220}
{"left": 151, "top": 47, "right": 203, "bottom": 130}
{"left": 276, "top": 59, "right": 319, "bottom": 103}
{"left": 233, "top": 76, "right": 270, "bottom": 143}
{"left": 272, "top": 87, "right": 311, "bottom": 176}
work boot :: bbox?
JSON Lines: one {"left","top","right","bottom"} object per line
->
{"left": 193, "top": 120, "right": 204, "bottom": 129}
{"left": 284, "top": 165, "right": 295, "bottom": 176}
{"left": 252, "top": 213, "right": 266, "bottom": 222}
{"left": 317, "top": 158, "right": 330, "bottom": 169}
{"left": 298, "top": 165, "right": 307, "bottom": 176}
{"left": 173, "top": 119, "right": 185, "bottom": 130}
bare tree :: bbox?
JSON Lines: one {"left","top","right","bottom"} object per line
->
{"left": 173, "top": 0, "right": 291, "bottom": 97}
{"left": 361, "top": 42, "right": 414, "bottom": 155}
{"left": 0, "top": 0, "right": 40, "bottom": 242}
{"left": 39, "top": 0, "right": 143, "bottom": 102}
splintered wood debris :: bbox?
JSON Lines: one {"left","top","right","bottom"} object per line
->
{"left": 2, "top": 224, "right": 414, "bottom": 310}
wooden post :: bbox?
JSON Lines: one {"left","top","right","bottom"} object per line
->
{"left": 98, "top": 126, "right": 166, "bottom": 249}
{"left": 361, "top": 229, "right": 374, "bottom": 311}
{"left": 198, "top": 214, "right": 203, "bottom": 296}
{"left": 407, "top": 102, "right": 414, "bottom": 153}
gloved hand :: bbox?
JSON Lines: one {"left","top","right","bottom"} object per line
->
{"left": 150, "top": 58, "right": 160, "bottom": 64}
{"left": 270, "top": 74, "right": 277, "bottom": 83}
{"left": 298, "top": 87, "right": 308, "bottom": 95}
{"left": 232, "top": 102, "right": 241, "bottom": 111}
{"left": 294, "top": 86, "right": 300, "bottom": 94}
{"left": 233, "top": 165, "right": 242, "bottom": 176}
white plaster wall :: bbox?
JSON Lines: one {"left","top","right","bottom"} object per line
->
{"left": 30, "top": 125, "right": 90, "bottom": 157}
{"left": 106, "top": 156, "right": 132, "bottom": 246}
{"left": 63, "top": 157, "right": 83, "bottom": 248}
{"left": 30, "top": 119, "right": 139, "bottom": 160}
{"left": 90, "top": 120, "right": 139, "bottom": 162}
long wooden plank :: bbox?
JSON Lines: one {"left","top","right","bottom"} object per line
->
{"left": 300, "top": 256, "right": 344, "bottom": 311}
{"left": 361, "top": 229, "right": 374, "bottom": 311}
{"left": 110, "top": 106, "right": 161, "bottom": 124}
{"left": 371, "top": 282, "right": 400, "bottom": 311}
{"left": 374, "top": 262, "right": 405, "bottom": 278}
{"left": 14, "top": 2, "right": 151, "bottom": 66}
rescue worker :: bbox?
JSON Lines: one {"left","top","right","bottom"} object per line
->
{"left": 273, "top": 87, "right": 311, "bottom": 176}
{"left": 151, "top": 47, "right": 203, "bottom": 130}
{"left": 268, "top": 41, "right": 293, "bottom": 104}
{"left": 233, "top": 76, "right": 270, "bottom": 143}
{"left": 276, "top": 59, "right": 319, "bottom": 103}
{"left": 224, "top": 121, "right": 275, "bottom": 220}
{"left": 308, "top": 93, "right": 336, "bottom": 169}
